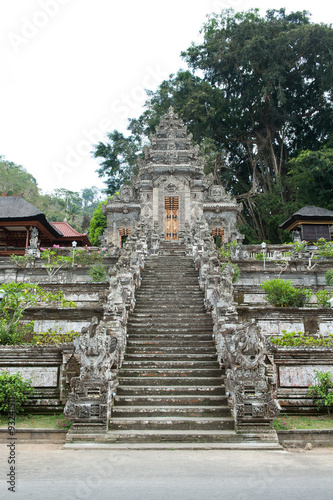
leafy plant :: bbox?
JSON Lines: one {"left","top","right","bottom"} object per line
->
{"left": 255, "top": 252, "right": 264, "bottom": 261}
{"left": 28, "top": 328, "right": 80, "bottom": 346}
{"left": 0, "top": 283, "right": 76, "bottom": 345}
{"left": 272, "top": 416, "right": 293, "bottom": 430}
{"left": 270, "top": 330, "right": 333, "bottom": 347}
{"left": 88, "top": 263, "right": 108, "bottom": 282}
{"left": 0, "top": 371, "right": 35, "bottom": 414}
{"left": 40, "top": 247, "right": 72, "bottom": 281}
{"left": 308, "top": 370, "right": 333, "bottom": 414}
{"left": 10, "top": 254, "right": 35, "bottom": 268}
{"left": 219, "top": 241, "right": 240, "bottom": 282}
{"left": 316, "top": 290, "right": 333, "bottom": 308}
{"left": 56, "top": 416, "right": 71, "bottom": 429}
{"left": 219, "top": 240, "right": 237, "bottom": 261}
{"left": 293, "top": 240, "right": 308, "bottom": 253}
{"left": 260, "top": 279, "right": 312, "bottom": 307}
{"left": 314, "top": 239, "right": 333, "bottom": 258}
{"left": 325, "top": 270, "right": 333, "bottom": 286}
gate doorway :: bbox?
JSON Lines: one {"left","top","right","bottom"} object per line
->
{"left": 164, "top": 197, "right": 179, "bottom": 240}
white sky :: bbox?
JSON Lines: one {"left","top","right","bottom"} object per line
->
{"left": 0, "top": 0, "right": 332, "bottom": 195}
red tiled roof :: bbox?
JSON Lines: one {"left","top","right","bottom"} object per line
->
{"left": 51, "top": 221, "right": 86, "bottom": 237}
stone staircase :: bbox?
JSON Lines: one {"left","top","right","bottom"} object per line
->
{"left": 108, "top": 242, "right": 241, "bottom": 445}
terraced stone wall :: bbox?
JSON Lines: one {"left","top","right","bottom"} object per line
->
{"left": 0, "top": 345, "right": 77, "bottom": 413}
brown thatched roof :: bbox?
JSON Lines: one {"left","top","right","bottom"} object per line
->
{"left": 0, "top": 196, "right": 62, "bottom": 237}
{"left": 280, "top": 206, "right": 333, "bottom": 230}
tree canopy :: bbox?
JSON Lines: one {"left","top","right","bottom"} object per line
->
{"left": 93, "top": 8, "right": 333, "bottom": 243}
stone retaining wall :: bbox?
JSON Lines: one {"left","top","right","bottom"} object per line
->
{"left": 238, "top": 306, "right": 333, "bottom": 336}
{"left": 272, "top": 348, "right": 333, "bottom": 414}
{"left": 0, "top": 346, "right": 76, "bottom": 413}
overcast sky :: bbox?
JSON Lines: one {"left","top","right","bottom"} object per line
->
{"left": 1, "top": 0, "right": 332, "bottom": 196}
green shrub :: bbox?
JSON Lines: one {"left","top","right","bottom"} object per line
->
{"left": 314, "top": 239, "right": 333, "bottom": 258}
{"left": 88, "top": 263, "right": 108, "bottom": 282}
{"left": 0, "top": 371, "right": 35, "bottom": 413}
{"left": 260, "top": 279, "right": 312, "bottom": 307}
{"left": 270, "top": 330, "right": 333, "bottom": 347}
{"left": 293, "top": 240, "right": 308, "bottom": 253}
{"left": 0, "top": 320, "right": 21, "bottom": 345}
{"left": 308, "top": 370, "right": 333, "bottom": 414}
{"left": 255, "top": 252, "right": 264, "bottom": 261}
{"left": 316, "top": 290, "right": 333, "bottom": 308}
{"left": 325, "top": 270, "right": 333, "bottom": 286}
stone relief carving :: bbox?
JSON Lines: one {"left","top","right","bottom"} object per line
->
{"left": 64, "top": 316, "right": 119, "bottom": 430}
{"left": 118, "top": 185, "right": 135, "bottom": 203}
{"left": 72, "top": 318, "right": 118, "bottom": 381}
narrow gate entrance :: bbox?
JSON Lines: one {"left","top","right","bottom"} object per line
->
{"left": 164, "top": 196, "right": 179, "bottom": 240}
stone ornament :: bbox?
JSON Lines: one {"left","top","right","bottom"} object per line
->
{"left": 118, "top": 185, "right": 135, "bottom": 203}
{"left": 29, "top": 226, "right": 39, "bottom": 248}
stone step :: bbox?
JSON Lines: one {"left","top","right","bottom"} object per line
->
{"left": 116, "top": 386, "right": 226, "bottom": 396}
{"left": 121, "top": 360, "right": 220, "bottom": 369}
{"left": 130, "top": 312, "right": 209, "bottom": 318}
{"left": 126, "top": 334, "right": 214, "bottom": 341}
{"left": 106, "top": 248, "right": 234, "bottom": 446}
{"left": 109, "top": 418, "right": 234, "bottom": 431}
{"left": 114, "top": 395, "right": 228, "bottom": 406}
{"left": 118, "top": 377, "right": 224, "bottom": 386}
{"left": 134, "top": 298, "right": 206, "bottom": 304}
{"left": 119, "top": 368, "right": 222, "bottom": 378}
{"left": 139, "top": 283, "right": 200, "bottom": 288}
{"left": 126, "top": 339, "right": 216, "bottom": 347}
{"left": 125, "top": 353, "right": 218, "bottom": 360}
{"left": 112, "top": 406, "right": 229, "bottom": 418}
{"left": 134, "top": 301, "right": 206, "bottom": 305}
{"left": 140, "top": 276, "right": 198, "bottom": 281}
{"left": 127, "top": 328, "right": 213, "bottom": 334}
{"left": 125, "top": 345, "right": 216, "bottom": 353}
{"left": 104, "top": 430, "right": 242, "bottom": 443}
{"left": 127, "top": 323, "right": 213, "bottom": 330}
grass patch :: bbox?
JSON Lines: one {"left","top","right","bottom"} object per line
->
{"left": 273, "top": 414, "right": 333, "bottom": 430}
{"left": 0, "top": 413, "right": 69, "bottom": 429}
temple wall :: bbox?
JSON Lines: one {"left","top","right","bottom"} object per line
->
{"left": 0, "top": 346, "right": 77, "bottom": 413}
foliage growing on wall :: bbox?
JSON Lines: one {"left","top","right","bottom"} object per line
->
{"left": 0, "top": 283, "right": 76, "bottom": 345}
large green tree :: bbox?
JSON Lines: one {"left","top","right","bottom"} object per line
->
{"left": 0, "top": 156, "right": 39, "bottom": 203}
{"left": 0, "top": 155, "right": 102, "bottom": 234}
{"left": 93, "top": 8, "right": 333, "bottom": 242}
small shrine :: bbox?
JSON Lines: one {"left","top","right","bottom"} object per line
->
{"left": 103, "top": 108, "right": 242, "bottom": 247}
{"left": 280, "top": 205, "right": 333, "bottom": 241}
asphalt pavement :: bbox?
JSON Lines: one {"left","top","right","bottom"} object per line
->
{"left": 1, "top": 444, "right": 332, "bottom": 500}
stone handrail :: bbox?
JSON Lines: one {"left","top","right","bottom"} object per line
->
{"left": 64, "top": 223, "right": 150, "bottom": 434}
{"left": 184, "top": 217, "right": 281, "bottom": 434}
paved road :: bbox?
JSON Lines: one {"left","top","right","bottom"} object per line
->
{"left": 1, "top": 444, "right": 333, "bottom": 500}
